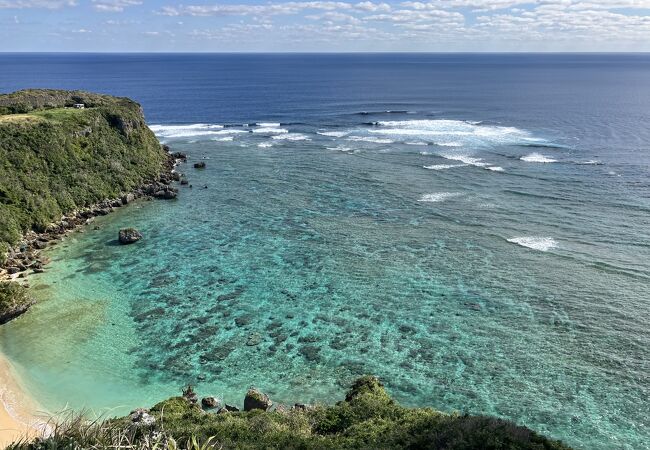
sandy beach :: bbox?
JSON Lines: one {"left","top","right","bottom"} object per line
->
{"left": 0, "top": 353, "right": 46, "bottom": 447}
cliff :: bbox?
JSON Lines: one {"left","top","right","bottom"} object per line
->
{"left": 0, "top": 89, "right": 169, "bottom": 321}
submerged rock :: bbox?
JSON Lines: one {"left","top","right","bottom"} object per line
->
{"left": 244, "top": 387, "right": 273, "bottom": 411}
{"left": 194, "top": 162, "right": 206, "bottom": 169}
{"left": 118, "top": 228, "right": 142, "bottom": 244}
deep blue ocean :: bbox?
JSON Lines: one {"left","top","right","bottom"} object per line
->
{"left": 0, "top": 54, "right": 649, "bottom": 449}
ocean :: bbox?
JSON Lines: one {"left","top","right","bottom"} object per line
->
{"left": 0, "top": 53, "right": 649, "bottom": 449}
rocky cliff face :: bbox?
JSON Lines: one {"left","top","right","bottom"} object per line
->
{"left": 0, "top": 89, "right": 171, "bottom": 321}
{"left": 0, "top": 89, "right": 167, "bottom": 263}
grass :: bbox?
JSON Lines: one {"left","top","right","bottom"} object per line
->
{"left": 9, "top": 376, "right": 572, "bottom": 450}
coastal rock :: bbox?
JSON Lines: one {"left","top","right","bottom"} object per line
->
{"left": 118, "top": 228, "right": 142, "bottom": 245}
{"left": 201, "top": 396, "right": 221, "bottom": 409}
{"left": 194, "top": 162, "right": 206, "bottom": 169}
{"left": 130, "top": 408, "right": 156, "bottom": 426}
{"left": 182, "top": 385, "right": 198, "bottom": 404}
{"left": 180, "top": 179, "right": 189, "bottom": 185}
{"left": 171, "top": 151, "right": 187, "bottom": 160}
{"left": 7, "top": 267, "right": 21, "bottom": 275}
{"left": 122, "top": 193, "right": 135, "bottom": 205}
{"left": 244, "top": 387, "right": 273, "bottom": 411}
{"left": 219, "top": 404, "right": 240, "bottom": 413}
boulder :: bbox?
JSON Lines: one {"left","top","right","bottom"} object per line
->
{"left": 7, "top": 267, "right": 21, "bottom": 274}
{"left": 220, "top": 404, "right": 240, "bottom": 413}
{"left": 118, "top": 228, "right": 142, "bottom": 245}
{"left": 182, "top": 385, "right": 198, "bottom": 404}
{"left": 122, "top": 193, "right": 135, "bottom": 205}
{"left": 201, "top": 396, "right": 221, "bottom": 409}
{"left": 153, "top": 187, "right": 178, "bottom": 200}
{"left": 180, "top": 179, "right": 189, "bottom": 185}
{"left": 244, "top": 387, "right": 272, "bottom": 412}
{"left": 194, "top": 162, "right": 206, "bottom": 169}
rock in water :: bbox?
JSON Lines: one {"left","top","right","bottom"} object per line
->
{"left": 244, "top": 387, "right": 273, "bottom": 411}
{"left": 118, "top": 228, "right": 142, "bottom": 244}
{"left": 194, "top": 161, "right": 206, "bottom": 169}
{"left": 182, "top": 384, "right": 198, "bottom": 404}
{"left": 201, "top": 396, "right": 221, "bottom": 409}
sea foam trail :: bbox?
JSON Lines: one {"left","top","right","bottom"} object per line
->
{"left": 418, "top": 192, "right": 462, "bottom": 202}
{"left": 521, "top": 152, "right": 557, "bottom": 163}
{"left": 507, "top": 237, "right": 558, "bottom": 251}
{"left": 255, "top": 122, "right": 281, "bottom": 127}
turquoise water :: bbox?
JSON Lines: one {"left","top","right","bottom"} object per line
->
{"left": 2, "top": 122, "right": 649, "bottom": 449}
{"left": 1, "top": 54, "right": 650, "bottom": 449}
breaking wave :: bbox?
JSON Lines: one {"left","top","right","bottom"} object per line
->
{"left": 507, "top": 237, "right": 558, "bottom": 251}
{"left": 521, "top": 153, "right": 557, "bottom": 163}
{"left": 418, "top": 192, "right": 463, "bottom": 202}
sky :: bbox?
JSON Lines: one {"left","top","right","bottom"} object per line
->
{"left": 1, "top": 0, "right": 650, "bottom": 52}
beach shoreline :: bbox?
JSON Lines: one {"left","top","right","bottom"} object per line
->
{"left": 0, "top": 351, "right": 49, "bottom": 448}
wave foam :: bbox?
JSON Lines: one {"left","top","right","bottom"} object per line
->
{"left": 272, "top": 133, "right": 311, "bottom": 141}
{"left": 258, "top": 142, "right": 273, "bottom": 148}
{"left": 327, "top": 145, "right": 354, "bottom": 152}
{"left": 318, "top": 131, "right": 349, "bottom": 138}
{"left": 347, "top": 136, "right": 394, "bottom": 144}
{"left": 256, "top": 122, "right": 281, "bottom": 127}
{"left": 149, "top": 123, "right": 231, "bottom": 138}
{"left": 439, "top": 153, "right": 488, "bottom": 167}
{"left": 507, "top": 237, "right": 557, "bottom": 251}
{"left": 418, "top": 192, "right": 462, "bottom": 203}
{"left": 211, "top": 136, "right": 234, "bottom": 142}
{"left": 423, "top": 164, "right": 465, "bottom": 171}
{"left": 486, "top": 166, "right": 504, "bottom": 172}
{"left": 364, "top": 119, "right": 544, "bottom": 148}
{"left": 521, "top": 152, "right": 557, "bottom": 163}
{"left": 253, "top": 127, "right": 288, "bottom": 134}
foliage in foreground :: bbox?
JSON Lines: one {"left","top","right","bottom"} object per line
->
{"left": 9, "top": 376, "right": 572, "bottom": 450}
{"left": 0, "top": 89, "right": 166, "bottom": 263}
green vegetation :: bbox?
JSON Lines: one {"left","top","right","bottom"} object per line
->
{"left": 11, "top": 376, "right": 571, "bottom": 449}
{"left": 0, "top": 89, "right": 167, "bottom": 263}
{"left": 0, "top": 89, "right": 167, "bottom": 321}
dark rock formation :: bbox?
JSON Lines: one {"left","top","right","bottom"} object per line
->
{"left": 194, "top": 162, "right": 206, "bottom": 169}
{"left": 118, "top": 228, "right": 142, "bottom": 245}
{"left": 244, "top": 388, "right": 272, "bottom": 412}
{"left": 201, "top": 397, "right": 220, "bottom": 409}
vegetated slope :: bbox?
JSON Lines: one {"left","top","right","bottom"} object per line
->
{"left": 12, "top": 377, "right": 573, "bottom": 450}
{"left": 0, "top": 89, "right": 167, "bottom": 319}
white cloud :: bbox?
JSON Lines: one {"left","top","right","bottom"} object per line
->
{"left": 0, "top": 0, "right": 75, "bottom": 8}
{"left": 92, "top": 0, "right": 141, "bottom": 12}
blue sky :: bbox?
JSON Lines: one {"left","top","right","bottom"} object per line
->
{"left": 1, "top": 0, "right": 650, "bottom": 52}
